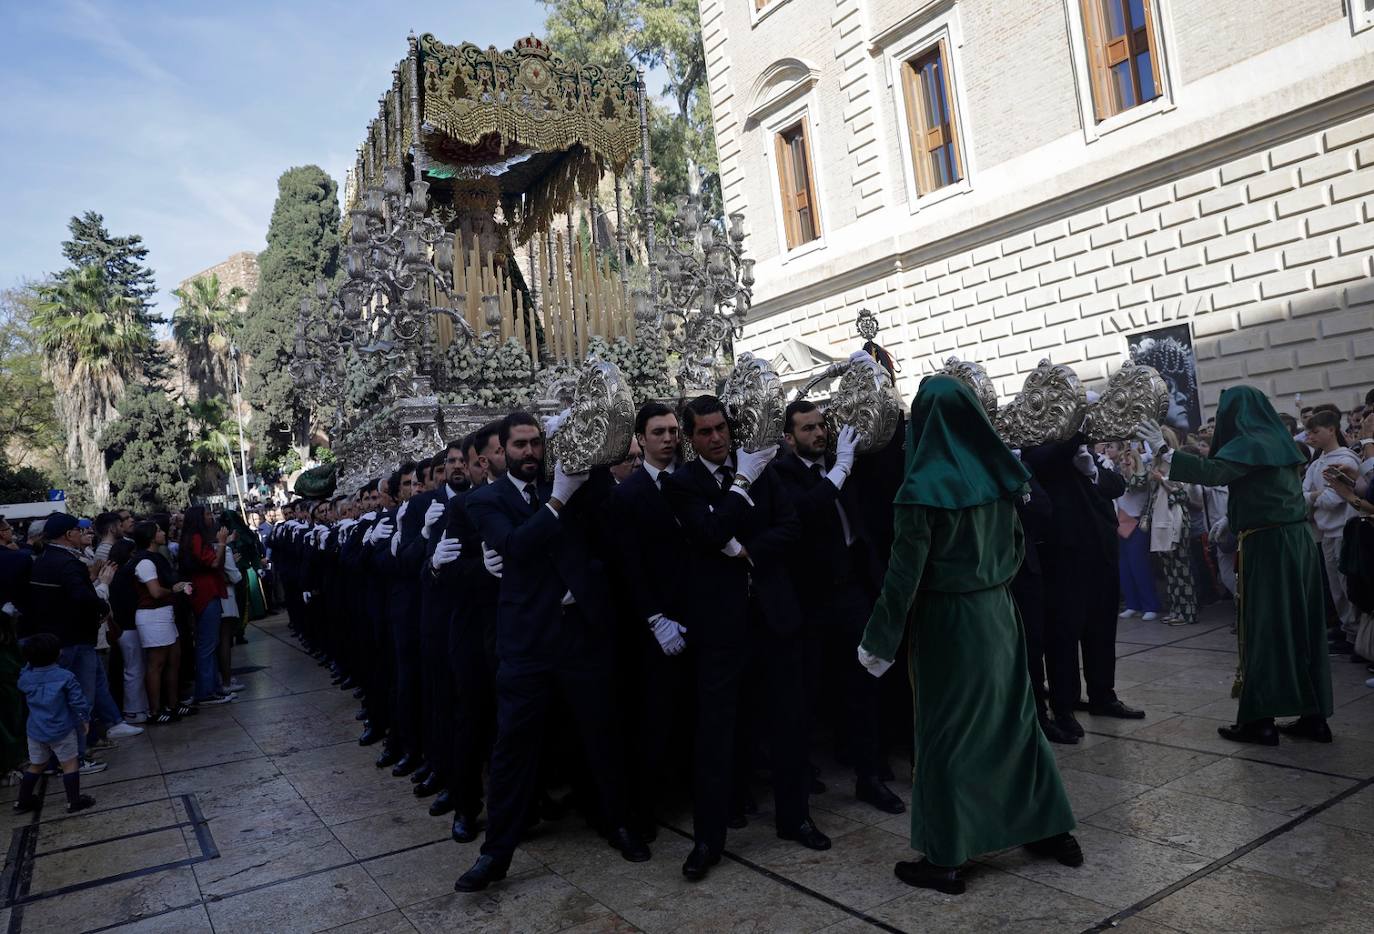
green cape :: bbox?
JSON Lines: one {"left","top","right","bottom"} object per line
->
{"left": 895, "top": 374, "right": 1030, "bottom": 509}
{"left": 1209, "top": 385, "right": 1304, "bottom": 468}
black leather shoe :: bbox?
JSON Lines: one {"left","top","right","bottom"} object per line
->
{"left": 340, "top": 677, "right": 357, "bottom": 691}
{"left": 352, "top": 687, "right": 366, "bottom": 699}
{"left": 414, "top": 773, "right": 442, "bottom": 798}
{"left": 375, "top": 748, "right": 402, "bottom": 769}
{"left": 682, "top": 843, "right": 720, "bottom": 881}
{"left": 411, "top": 765, "right": 432, "bottom": 785}
{"left": 1025, "top": 832, "right": 1084, "bottom": 867}
{"left": 608, "top": 826, "right": 651, "bottom": 862}
{"left": 809, "top": 777, "right": 827, "bottom": 795}
{"left": 1039, "top": 714, "right": 1077, "bottom": 745}
{"left": 1054, "top": 713, "right": 1085, "bottom": 738}
{"left": 633, "top": 820, "right": 658, "bottom": 844}
{"left": 856, "top": 775, "right": 905, "bottom": 814}
{"left": 1089, "top": 699, "right": 1146, "bottom": 720}
{"left": 778, "top": 819, "right": 831, "bottom": 851}
{"left": 1277, "top": 716, "right": 1333, "bottom": 743}
{"left": 354, "top": 709, "right": 369, "bottom": 721}
{"left": 454, "top": 854, "right": 507, "bottom": 892}
{"left": 428, "top": 790, "right": 455, "bottom": 816}
{"left": 894, "top": 859, "right": 965, "bottom": 895}
{"left": 726, "top": 810, "right": 747, "bottom": 829}
{"left": 358, "top": 726, "right": 382, "bottom": 746}
{"left": 1218, "top": 721, "right": 1279, "bottom": 746}
{"left": 391, "top": 754, "right": 420, "bottom": 778}
{"left": 452, "top": 812, "right": 482, "bottom": 843}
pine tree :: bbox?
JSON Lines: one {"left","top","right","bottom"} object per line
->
{"left": 57, "top": 211, "right": 170, "bottom": 381}
{"left": 240, "top": 166, "right": 340, "bottom": 464}
{"left": 100, "top": 385, "right": 193, "bottom": 512}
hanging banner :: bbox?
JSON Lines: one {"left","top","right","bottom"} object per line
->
{"left": 1127, "top": 323, "right": 1202, "bottom": 432}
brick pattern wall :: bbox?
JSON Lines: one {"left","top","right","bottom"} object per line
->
{"left": 739, "top": 110, "right": 1374, "bottom": 412}
{"left": 832, "top": 0, "right": 885, "bottom": 221}
{"left": 1172, "top": 0, "right": 1343, "bottom": 86}
{"left": 178, "top": 251, "right": 259, "bottom": 312}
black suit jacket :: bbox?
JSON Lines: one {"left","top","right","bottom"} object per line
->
{"left": 467, "top": 470, "right": 615, "bottom": 666}
{"left": 1021, "top": 436, "right": 1126, "bottom": 563}
{"left": 662, "top": 456, "right": 801, "bottom": 640}
{"left": 770, "top": 451, "right": 880, "bottom": 596}
{"left": 608, "top": 466, "right": 690, "bottom": 626}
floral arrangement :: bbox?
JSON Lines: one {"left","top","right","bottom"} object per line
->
{"left": 441, "top": 333, "right": 536, "bottom": 407}
{"left": 586, "top": 334, "right": 672, "bottom": 401}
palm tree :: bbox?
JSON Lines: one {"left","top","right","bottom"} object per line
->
{"left": 171, "top": 273, "right": 247, "bottom": 402}
{"left": 33, "top": 266, "right": 149, "bottom": 508}
{"left": 187, "top": 397, "right": 238, "bottom": 493}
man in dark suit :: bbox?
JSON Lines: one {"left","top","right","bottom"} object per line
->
{"left": 378, "top": 464, "right": 421, "bottom": 776}
{"left": 607, "top": 402, "right": 691, "bottom": 840}
{"left": 772, "top": 401, "right": 904, "bottom": 815}
{"left": 1021, "top": 436, "right": 1142, "bottom": 738}
{"left": 440, "top": 423, "right": 506, "bottom": 843}
{"left": 341, "top": 481, "right": 385, "bottom": 746}
{"left": 454, "top": 412, "right": 648, "bottom": 892}
{"left": 660, "top": 395, "right": 829, "bottom": 883}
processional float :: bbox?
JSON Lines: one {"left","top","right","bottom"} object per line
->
{"left": 291, "top": 33, "right": 756, "bottom": 490}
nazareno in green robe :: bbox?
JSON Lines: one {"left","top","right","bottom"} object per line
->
{"left": 860, "top": 497, "right": 1075, "bottom": 866}
{"left": 1169, "top": 452, "right": 1332, "bottom": 722}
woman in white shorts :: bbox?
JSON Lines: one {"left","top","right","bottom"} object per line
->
{"left": 129, "top": 521, "right": 192, "bottom": 723}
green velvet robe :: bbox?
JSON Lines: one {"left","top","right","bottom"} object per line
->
{"left": 1169, "top": 452, "right": 1332, "bottom": 722}
{"left": 860, "top": 498, "right": 1075, "bottom": 866}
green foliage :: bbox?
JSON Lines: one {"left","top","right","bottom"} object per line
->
{"left": 543, "top": 0, "right": 718, "bottom": 230}
{"left": 57, "top": 211, "right": 169, "bottom": 381}
{"left": 0, "top": 450, "right": 52, "bottom": 506}
{"left": 100, "top": 386, "right": 193, "bottom": 512}
{"left": 0, "top": 287, "right": 61, "bottom": 464}
{"left": 33, "top": 266, "right": 149, "bottom": 373}
{"left": 172, "top": 274, "right": 248, "bottom": 401}
{"left": 241, "top": 166, "right": 341, "bottom": 461}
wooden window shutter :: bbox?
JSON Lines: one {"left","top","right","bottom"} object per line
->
{"left": 775, "top": 131, "right": 800, "bottom": 250}
{"left": 797, "top": 126, "right": 821, "bottom": 239}
{"left": 936, "top": 38, "right": 964, "bottom": 182}
{"left": 1079, "top": 0, "right": 1110, "bottom": 122}
{"left": 1140, "top": 0, "right": 1164, "bottom": 95}
{"left": 900, "top": 61, "right": 931, "bottom": 194}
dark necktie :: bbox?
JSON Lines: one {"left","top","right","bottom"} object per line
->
{"left": 526, "top": 484, "right": 541, "bottom": 508}
{"left": 811, "top": 462, "right": 825, "bottom": 482}
{"left": 718, "top": 466, "right": 734, "bottom": 490}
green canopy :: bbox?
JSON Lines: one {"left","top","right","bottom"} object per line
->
{"left": 1208, "top": 385, "right": 1304, "bottom": 468}
{"left": 895, "top": 375, "right": 1030, "bottom": 510}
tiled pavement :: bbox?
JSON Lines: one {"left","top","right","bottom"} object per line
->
{"left": 1, "top": 604, "right": 1371, "bottom": 933}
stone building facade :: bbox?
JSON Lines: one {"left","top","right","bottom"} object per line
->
{"left": 699, "top": 0, "right": 1374, "bottom": 414}
{"left": 177, "top": 251, "right": 259, "bottom": 310}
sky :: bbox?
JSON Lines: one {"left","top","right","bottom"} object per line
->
{"left": 0, "top": 0, "right": 558, "bottom": 321}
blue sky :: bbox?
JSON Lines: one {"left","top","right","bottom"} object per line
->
{"left": 0, "top": 0, "right": 558, "bottom": 319}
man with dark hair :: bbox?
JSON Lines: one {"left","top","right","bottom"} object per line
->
{"left": 376, "top": 462, "right": 421, "bottom": 774}
{"left": 662, "top": 395, "right": 825, "bottom": 882}
{"left": 610, "top": 401, "right": 688, "bottom": 838}
{"left": 455, "top": 412, "right": 647, "bottom": 892}
{"left": 773, "top": 400, "right": 904, "bottom": 815}
{"left": 92, "top": 512, "right": 122, "bottom": 563}
{"left": 1302, "top": 409, "right": 1362, "bottom": 653}
{"left": 466, "top": 422, "right": 506, "bottom": 487}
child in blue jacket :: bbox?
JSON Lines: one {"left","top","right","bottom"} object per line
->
{"left": 14, "top": 633, "right": 96, "bottom": 813}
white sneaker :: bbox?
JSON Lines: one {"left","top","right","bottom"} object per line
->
{"left": 79, "top": 758, "right": 108, "bottom": 775}
{"left": 1141, "top": 612, "right": 1160, "bottom": 621}
{"left": 225, "top": 679, "right": 246, "bottom": 692}
{"left": 124, "top": 712, "right": 149, "bottom": 725}
{"left": 198, "top": 694, "right": 234, "bottom": 706}
{"left": 1119, "top": 609, "right": 1139, "bottom": 619}
{"left": 107, "top": 722, "right": 144, "bottom": 738}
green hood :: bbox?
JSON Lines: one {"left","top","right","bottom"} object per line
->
{"left": 895, "top": 375, "right": 1030, "bottom": 509}
{"left": 1209, "top": 385, "right": 1304, "bottom": 469}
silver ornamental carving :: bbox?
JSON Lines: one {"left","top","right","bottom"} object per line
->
{"left": 548, "top": 359, "right": 635, "bottom": 473}
{"left": 938, "top": 357, "right": 998, "bottom": 417}
{"left": 827, "top": 354, "right": 901, "bottom": 453}
{"left": 995, "top": 359, "right": 1087, "bottom": 447}
{"left": 1085, "top": 362, "right": 1169, "bottom": 441}
{"left": 721, "top": 352, "right": 785, "bottom": 452}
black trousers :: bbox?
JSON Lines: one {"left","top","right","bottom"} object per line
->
{"left": 624, "top": 628, "right": 691, "bottom": 832}
{"left": 480, "top": 620, "right": 625, "bottom": 864}
{"left": 1011, "top": 567, "right": 1049, "bottom": 709}
{"left": 691, "top": 639, "right": 748, "bottom": 854}
{"left": 760, "top": 629, "right": 810, "bottom": 833}
{"left": 1042, "top": 548, "right": 1120, "bottom": 712}
{"left": 448, "top": 608, "right": 496, "bottom": 816}
{"left": 804, "top": 580, "right": 883, "bottom": 779}
{"left": 389, "top": 605, "right": 423, "bottom": 756}
{"left": 419, "top": 595, "right": 452, "bottom": 777}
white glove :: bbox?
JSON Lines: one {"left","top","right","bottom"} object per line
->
{"left": 1073, "top": 446, "right": 1099, "bottom": 480}
{"left": 552, "top": 461, "right": 588, "bottom": 505}
{"left": 848, "top": 350, "right": 871, "bottom": 365}
{"left": 397, "top": 500, "right": 410, "bottom": 522}
{"left": 857, "top": 646, "right": 893, "bottom": 678}
{"left": 482, "top": 542, "right": 503, "bottom": 578}
{"left": 1135, "top": 420, "right": 1166, "bottom": 452}
{"left": 390, "top": 531, "right": 401, "bottom": 556}
{"left": 734, "top": 444, "right": 778, "bottom": 484}
{"left": 303, "top": 591, "right": 313, "bottom": 604}
{"left": 369, "top": 518, "right": 395, "bottom": 545}
{"left": 831, "top": 425, "right": 859, "bottom": 482}
{"left": 430, "top": 531, "right": 462, "bottom": 570}
{"left": 542, "top": 408, "right": 571, "bottom": 438}
{"left": 649, "top": 614, "right": 687, "bottom": 656}
{"left": 0, "top": 601, "right": 16, "bottom": 618}
{"left": 420, "top": 499, "right": 445, "bottom": 539}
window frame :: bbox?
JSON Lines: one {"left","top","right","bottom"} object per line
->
{"left": 1351, "top": 0, "right": 1374, "bottom": 35}
{"left": 773, "top": 119, "right": 823, "bottom": 252}
{"left": 1063, "top": 0, "right": 1176, "bottom": 142}
{"left": 762, "top": 98, "right": 828, "bottom": 262}
{"left": 879, "top": 5, "right": 975, "bottom": 214}
{"left": 900, "top": 39, "right": 966, "bottom": 198}
{"left": 751, "top": 0, "right": 793, "bottom": 29}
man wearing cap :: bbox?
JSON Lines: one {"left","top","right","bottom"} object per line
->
{"left": 24, "top": 513, "right": 111, "bottom": 773}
